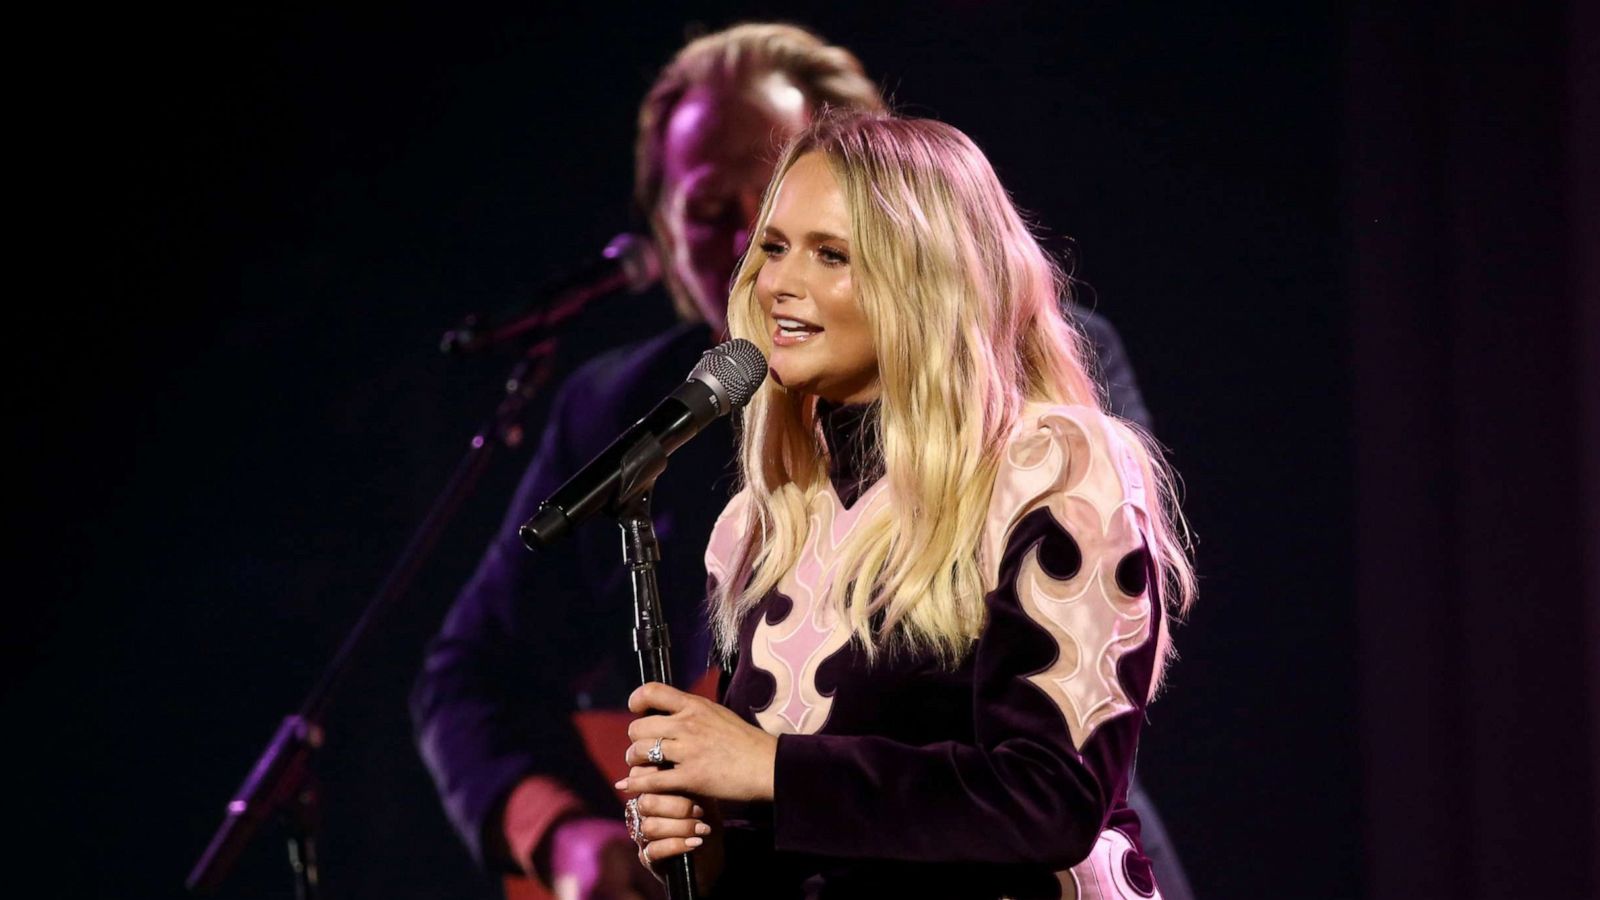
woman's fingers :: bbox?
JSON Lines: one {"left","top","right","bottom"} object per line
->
{"left": 628, "top": 681, "right": 697, "bottom": 715}
{"left": 625, "top": 714, "right": 674, "bottom": 742}
{"left": 639, "top": 815, "right": 711, "bottom": 840}
{"left": 617, "top": 765, "right": 688, "bottom": 794}
{"left": 624, "top": 737, "right": 678, "bottom": 768}
{"left": 632, "top": 791, "right": 709, "bottom": 865}
{"left": 636, "top": 793, "right": 703, "bottom": 819}
{"left": 640, "top": 836, "right": 703, "bottom": 866}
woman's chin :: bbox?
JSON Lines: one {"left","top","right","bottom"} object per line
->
{"left": 771, "top": 372, "right": 830, "bottom": 401}
{"left": 767, "top": 358, "right": 808, "bottom": 390}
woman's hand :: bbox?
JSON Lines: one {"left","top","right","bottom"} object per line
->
{"left": 629, "top": 793, "right": 724, "bottom": 892}
{"left": 615, "top": 682, "right": 778, "bottom": 802}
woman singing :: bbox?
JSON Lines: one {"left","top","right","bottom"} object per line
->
{"left": 614, "top": 113, "right": 1196, "bottom": 899}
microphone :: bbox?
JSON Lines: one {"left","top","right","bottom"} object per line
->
{"left": 441, "top": 233, "right": 661, "bottom": 354}
{"left": 519, "top": 339, "right": 767, "bottom": 549}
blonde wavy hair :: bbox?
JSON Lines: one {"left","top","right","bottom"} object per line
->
{"left": 714, "top": 113, "right": 1196, "bottom": 681}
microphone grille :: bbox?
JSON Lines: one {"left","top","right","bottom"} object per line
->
{"left": 690, "top": 338, "right": 768, "bottom": 411}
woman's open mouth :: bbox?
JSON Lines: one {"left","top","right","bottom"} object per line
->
{"left": 773, "top": 316, "right": 824, "bottom": 346}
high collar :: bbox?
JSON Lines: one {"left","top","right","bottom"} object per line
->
{"left": 818, "top": 399, "right": 885, "bottom": 509}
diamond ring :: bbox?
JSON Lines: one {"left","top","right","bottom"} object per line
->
{"left": 624, "top": 798, "right": 643, "bottom": 846}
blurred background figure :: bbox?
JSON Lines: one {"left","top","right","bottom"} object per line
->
{"left": 409, "top": 22, "right": 1193, "bottom": 900}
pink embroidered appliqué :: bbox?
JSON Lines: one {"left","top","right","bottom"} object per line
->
{"left": 990, "top": 407, "right": 1155, "bottom": 750}
{"left": 704, "top": 491, "right": 751, "bottom": 590}
{"left": 1061, "top": 828, "right": 1162, "bottom": 899}
{"left": 748, "top": 481, "right": 887, "bottom": 734}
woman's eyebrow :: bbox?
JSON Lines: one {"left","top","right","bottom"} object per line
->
{"left": 804, "top": 230, "right": 849, "bottom": 244}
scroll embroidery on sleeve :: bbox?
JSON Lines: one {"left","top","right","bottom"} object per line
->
{"left": 994, "top": 408, "right": 1156, "bottom": 750}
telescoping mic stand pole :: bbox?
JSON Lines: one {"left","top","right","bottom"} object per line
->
{"left": 594, "top": 419, "right": 697, "bottom": 900}
{"left": 617, "top": 490, "right": 698, "bottom": 900}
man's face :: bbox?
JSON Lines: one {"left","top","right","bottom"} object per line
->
{"left": 653, "top": 74, "right": 810, "bottom": 333}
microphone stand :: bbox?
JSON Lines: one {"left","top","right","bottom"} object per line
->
{"left": 548, "top": 386, "right": 696, "bottom": 899}
{"left": 617, "top": 491, "right": 699, "bottom": 900}
{"left": 186, "top": 337, "right": 562, "bottom": 897}
{"left": 528, "top": 387, "right": 697, "bottom": 896}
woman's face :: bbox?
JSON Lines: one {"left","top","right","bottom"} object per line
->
{"left": 755, "top": 152, "right": 879, "bottom": 404}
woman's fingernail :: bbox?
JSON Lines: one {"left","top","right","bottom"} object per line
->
{"left": 692, "top": 804, "right": 705, "bottom": 817}
{"left": 613, "top": 779, "right": 627, "bottom": 790}
{"left": 686, "top": 837, "right": 703, "bottom": 848}
{"left": 695, "top": 823, "right": 711, "bottom": 835}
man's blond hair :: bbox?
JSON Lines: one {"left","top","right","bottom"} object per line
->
{"left": 635, "top": 23, "right": 883, "bottom": 216}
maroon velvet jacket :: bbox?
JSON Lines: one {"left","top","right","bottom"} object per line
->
{"left": 703, "top": 401, "right": 1165, "bottom": 900}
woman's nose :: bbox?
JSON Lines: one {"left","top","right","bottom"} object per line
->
{"left": 761, "top": 253, "right": 803, "bottom": 303}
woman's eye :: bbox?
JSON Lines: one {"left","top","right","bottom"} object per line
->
{"left": 819, "top": 247, "right": 850, "bottom": 266}
{"left": 760, "top": 241, "right": 786, "bottom": 256}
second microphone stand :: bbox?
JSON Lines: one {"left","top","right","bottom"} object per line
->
{"left": 186, "top": 339, "right": 560, "bottom": 898}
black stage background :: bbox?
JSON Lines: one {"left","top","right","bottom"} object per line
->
{"left": 14, "top": 3, "right": 1595, "bottom": 899}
